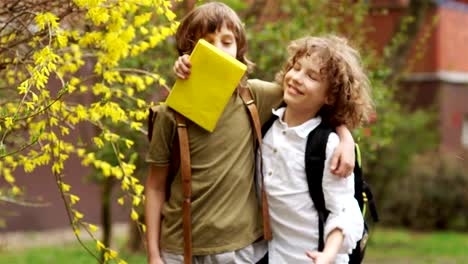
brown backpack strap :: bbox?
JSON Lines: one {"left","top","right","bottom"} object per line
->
{"left": 148, "top": 106, "right": 192, "bottom": 262}
{"left": 174, "top": 112, "right": 192, "bottom": 264}
{"left": 239, "top": 87, "right": 272, "bottom": 241}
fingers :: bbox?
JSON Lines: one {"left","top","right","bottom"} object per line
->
{"left": 330, "top": 151, "right": 354, "bottom": 177}
{"left": 329, "top": 151, "right": 339, "bottom": 172}
{"left": 333, "top": 160, "right": 353, "bottom": 177}
{"left": 306, "top": 251, "right": 319, "bottom": 260}
{"left": 173, "top": 55, "right": 191, "bottom": 79}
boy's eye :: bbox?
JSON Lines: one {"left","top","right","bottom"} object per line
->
{"left": 222, "top": 38, "right": 233, "bottom": 45}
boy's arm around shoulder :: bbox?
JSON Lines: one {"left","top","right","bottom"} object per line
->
{"left": 322, "top": 133, "right": 364, "bottom": 254}
{"left": 145, "top": 164, "right": 169, "bottom": 263}
{"left": 247, "top": 79, "right": 283, "bottom": 124}
{"left": 331, "top": 125, "right": 355, "bottom": 177}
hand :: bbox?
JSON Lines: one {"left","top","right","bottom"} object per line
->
{"left": 306, "top": 251, "right": 334, "bottom": 264}
{"left": 329, "top": 139, "right": 355, "bottom": 177}
{"left": 173, "top": 54, "right": 191, "bottom": 79}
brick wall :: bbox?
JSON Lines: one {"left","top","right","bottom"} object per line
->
{"left": 436, "top": 7, "right": 468, "bottom": 72}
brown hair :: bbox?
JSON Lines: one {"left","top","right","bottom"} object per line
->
{"left": 276, "top": 35, "right": 374, "bottom": 130}
{"left": 175, "top": 2, "right": 254, "bottom": 72}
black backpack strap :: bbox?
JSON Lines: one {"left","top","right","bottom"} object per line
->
{"left": 353, "top": 146, "right": 364, "bottom": 211}
{"left": 354, "top": 144, "right": 379, "bottom": 223}
{"left": 305, "top": 123, "right": 334, "bottom": 252}
{"left": 261, "top": 115, "right": 277, "bottom": 137}
{"left": 363, "top": 181, "right": 379, "bottom": 222}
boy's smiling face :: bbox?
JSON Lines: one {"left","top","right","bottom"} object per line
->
{"left": 203, "top": 23, "right": 237, "bottom": 59}
{"left": 283, "top": 54, "right": 329, "bottom": 115}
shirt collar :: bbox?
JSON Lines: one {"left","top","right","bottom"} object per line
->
{"left": 272, "top": 107, "right": 322, "bottom": 138}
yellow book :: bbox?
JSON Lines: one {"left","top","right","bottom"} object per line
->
{"left": 165, "top": 39, "right": 247, "bottom": 132}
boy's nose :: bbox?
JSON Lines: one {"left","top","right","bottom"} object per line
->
{"left": 291, "top": 72, "right": 303, "bottom": 83}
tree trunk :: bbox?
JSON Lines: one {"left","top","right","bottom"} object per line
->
{"left": 100, "top": 177, "right": 114, "bottom": 262}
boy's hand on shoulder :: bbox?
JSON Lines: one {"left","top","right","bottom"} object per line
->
{"left": 173, "top": 54, "right": 191, "bottom": 79}
{"left": 306, "top": 251, "right": 334, "bottom": 264}
{"left": 330, "top": 136, "right": 355, "bottom": 177}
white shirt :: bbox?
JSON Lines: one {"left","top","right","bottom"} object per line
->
{"left": 257, "top": 107, "right": 364, "bottom": 264}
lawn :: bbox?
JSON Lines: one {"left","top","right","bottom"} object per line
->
{"left": 365, "top": 228, "right": 468, "bottom": 263}
{"left": 1, "top": 228, "right": 467, "bottom": 263}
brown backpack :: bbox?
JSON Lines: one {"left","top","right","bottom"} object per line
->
{"left": 147, "top": 87, "right": 271, "bottom": 264}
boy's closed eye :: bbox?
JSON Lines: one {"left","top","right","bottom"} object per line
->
{"left": 293, "top": 62, "right": 301, "bottom": 71}
{"left": 307, "top": 71, "right": 320, "bottom": 81}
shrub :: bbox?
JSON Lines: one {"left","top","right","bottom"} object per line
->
{"left": 381, "top": 151, "right": 468, "bottom": 231}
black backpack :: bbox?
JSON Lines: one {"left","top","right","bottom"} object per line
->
{"left": 262, "top": 117, "right": 378, "bottom": 264}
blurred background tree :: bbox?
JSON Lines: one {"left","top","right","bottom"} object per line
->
{"left": 238, "top": 0, "right": 467, "bottom": 230}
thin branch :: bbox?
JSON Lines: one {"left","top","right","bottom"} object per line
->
{"left": 0, "top": 195, "right": 50, "bottom": 207}
{"left": 113, "top": 67, "right": 171, "bottom": 93}
{"left": 50, "top": 115, "right": 102, "bottom": 263}
{"left": 0, "top": 137, "right": 39, "bottom": 159}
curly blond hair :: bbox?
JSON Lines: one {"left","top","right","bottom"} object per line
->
{"left": 276, "top": 35, "right": 374, "bottom": 130}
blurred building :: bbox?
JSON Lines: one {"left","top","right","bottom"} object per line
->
{"left": 242, "top": 0, "right": 468, "bottom": 156}
{"left": 368, "top": 0, "right": 468, "bottom": 157}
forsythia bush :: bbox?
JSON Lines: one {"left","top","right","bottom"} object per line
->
{"left": 0, "top": 0, "right": 179, "bottom": 262}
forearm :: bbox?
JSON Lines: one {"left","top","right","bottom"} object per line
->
{"left": 144, "top": 165, "right": 169, "bottom": 260}
{"left": 335, "top": 125, "right": 353, "bottom": 144}
{"left": 330, "top": 126, "right": 355, "bottom": 176}
{"left": 145, "top": 186, "right": 165, "bottom": 259}
{"left": 323, "top": 228, "right": 344, "bottom": 260}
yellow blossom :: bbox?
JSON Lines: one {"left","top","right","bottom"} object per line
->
{"left": 131, "top": 209, "right": 139, "bottom": 221}
{"left": 89, "top": 224, "right": 99, "bottom": 232}
{"left": 96, "top": 240, "right": 106, "bottom": 251}
{"left": 70, "top": 194, "right": 80, "bottom": 205}
{"left": 60, "top": 183, "right": 71, "bottom": 192}
{"left": 132, "top": 196, "right": 141, "bottom": 206}
{"left": 74, "top": 211, "right": 84, "bottom": 219}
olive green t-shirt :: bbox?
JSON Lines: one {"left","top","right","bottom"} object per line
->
{"left": 146, "top": 79, "right": 282, "bottom": 255}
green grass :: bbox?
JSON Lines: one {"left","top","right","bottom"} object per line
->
{"left": 0, "top": 240, "right": 147, "bottom": 264}
{"left": 1, "top": 228, "right": 467, "bottom": 264}
{"left": 365, "top": 228, "right": 468, "bottom": 263}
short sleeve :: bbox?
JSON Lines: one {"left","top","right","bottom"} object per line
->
{"left": 145, "top": 105, "right": 177, "bottom": 165}
{"left": 247, "top": 79, "right": 283, "bottom": 125}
